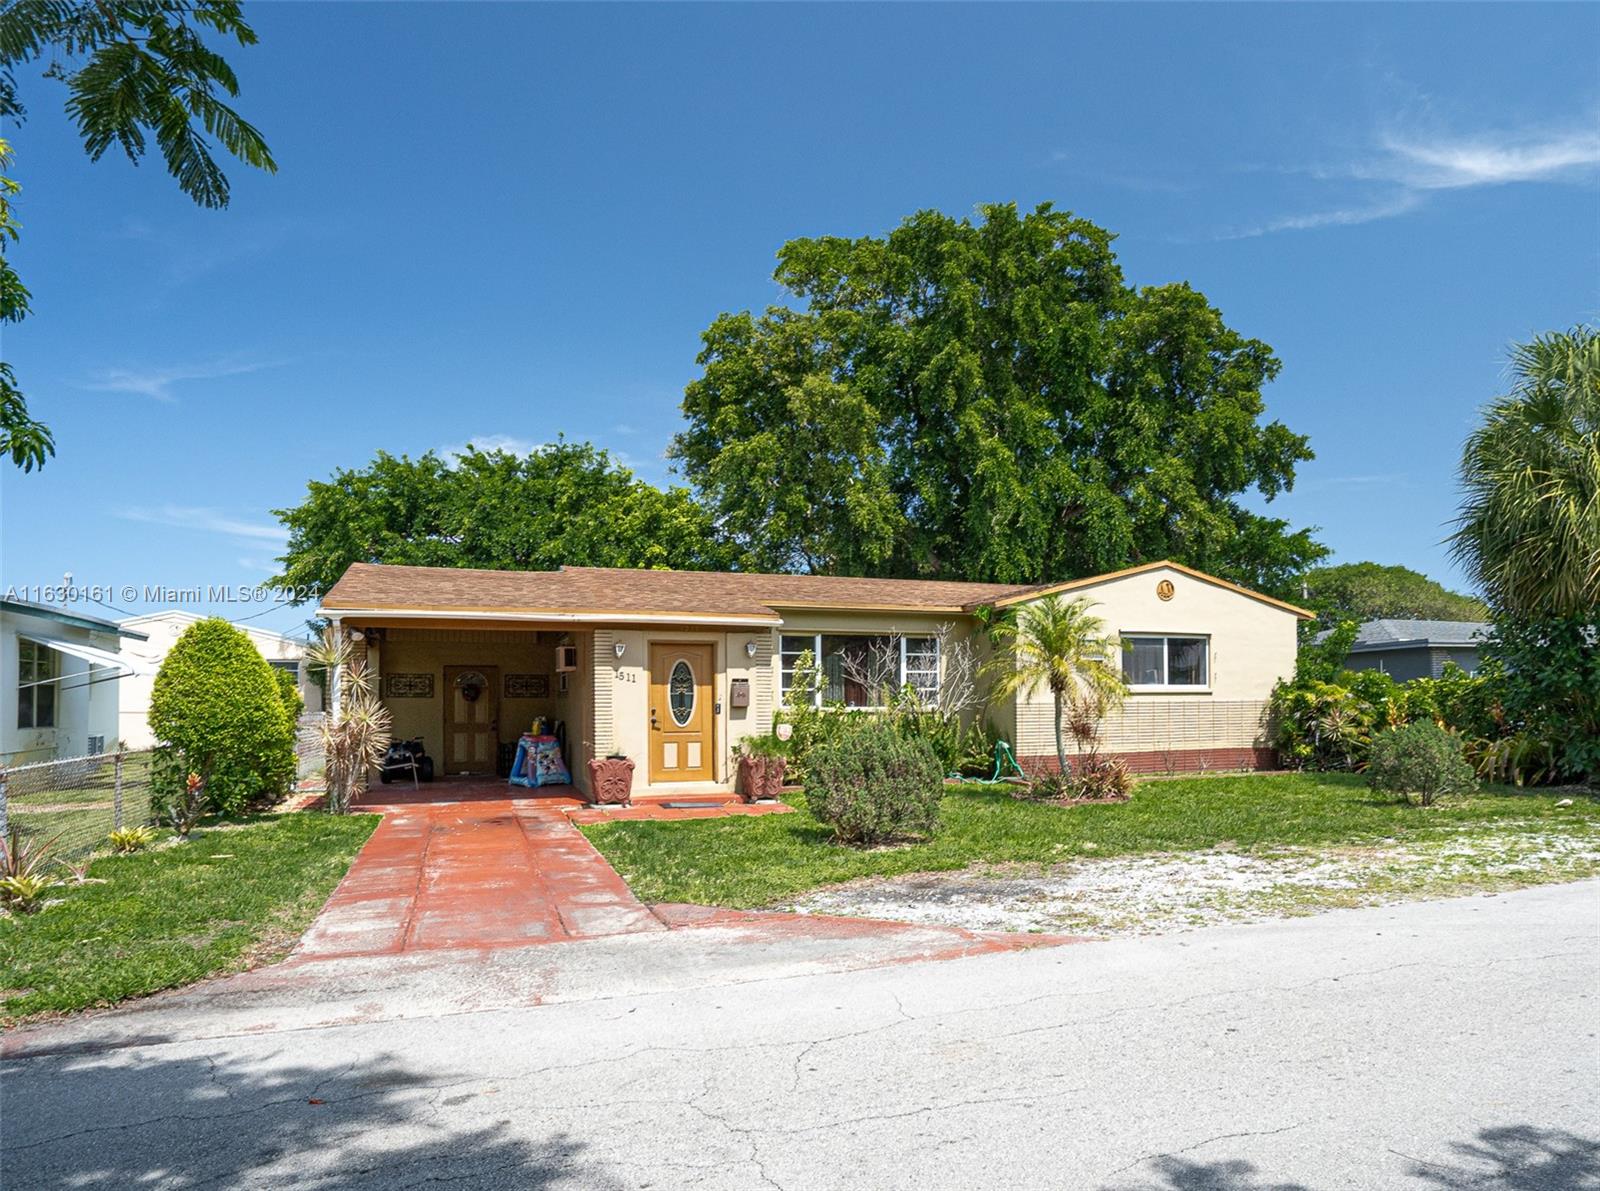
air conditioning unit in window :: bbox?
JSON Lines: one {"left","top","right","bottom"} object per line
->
{"left": 555, "top": 645, "right": 579, "bottom": 673}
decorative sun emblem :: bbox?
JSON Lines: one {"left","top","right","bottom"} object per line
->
{"left": 1156, "top": 579, "right": 1175, "bottom": 601}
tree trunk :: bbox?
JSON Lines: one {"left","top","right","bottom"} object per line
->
{"left": 1053, "top": 690, "right": 1070, "bottom": 778}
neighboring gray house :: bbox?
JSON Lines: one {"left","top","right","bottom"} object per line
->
{"left": 1337, "top": 619, "right": 1491, "bottom": 681}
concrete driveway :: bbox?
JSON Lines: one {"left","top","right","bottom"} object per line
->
{"left": 3, "top": 880, "right": 1596, "bottom": 1189}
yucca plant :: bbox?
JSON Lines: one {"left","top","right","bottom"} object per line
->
{"left": 2, "top": 824, "right": 60, "bottom": 881}
{"left": 986, "top": 595, "right": 1127, "bottom": 777}
{"left": 1450, "top": 327, "right": 1600, "bottom": 619}
{"left": 1, "top": 825, "right": 62, "bottom": 912}
{"left": 308, "top": 627, "right": 393, "bottom": 814}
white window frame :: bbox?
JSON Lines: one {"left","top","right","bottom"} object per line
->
{"left": 17, "top": 639, "right": 60, "bottom": 729}
{"left": 779, "top": 632, "right": 940, "bottom": 709}
{"left": 1121, "top": 633, "right": 1211, "bottom": 693}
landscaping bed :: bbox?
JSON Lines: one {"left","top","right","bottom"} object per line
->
{"left": 581, "top": 772, "right": 1600, "bottom": 912}
{"left": 0, "top": 812, "right": 378, "bottom": 1022}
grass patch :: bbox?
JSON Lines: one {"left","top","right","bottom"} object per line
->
{"left": 582, "top": 772, "right": 1600, "bottom": 908}
{"left": 0, "top": 812, "right": 377, "bottom": 1022}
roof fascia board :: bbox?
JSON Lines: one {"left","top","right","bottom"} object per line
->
{"left": 2, "top": 599, "right": 149, "bottom": 639}
{"left": 982, "top": 560, "right": 1316, "bottom": 619}
{"left": 317, "top": 605, "right": 782, "bottom": 628}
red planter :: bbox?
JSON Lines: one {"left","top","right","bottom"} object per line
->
{"left": 585, "top": 757, "right": 635, "bottom": 806}
{"left": 737, "top": 755, "right": 787, "bottom": 803}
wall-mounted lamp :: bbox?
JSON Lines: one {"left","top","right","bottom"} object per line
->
{"left": 613, "top": 641, "right": 626, "bottom": 659}
{"left": 744, "top": 640, "right": 759, "bottom": 659}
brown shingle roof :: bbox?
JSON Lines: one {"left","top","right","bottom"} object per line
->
{"left": 319, "top": 559, "right": 1314, "bottom": 621}
{"left": 320, "top": 563, "right": 1031, "bottom": 622}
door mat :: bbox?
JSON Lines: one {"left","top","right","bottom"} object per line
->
{"left": 659, "top": 801, "right": 726, "bottom": 809}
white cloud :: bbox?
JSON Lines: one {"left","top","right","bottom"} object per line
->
{"left": 1231, "top": 119, "right": 1599, "bottom": 239}
{"left": 1371, "top": 126, "right": 1600, "bottom": 190}
{"left": 119, "top": 505, "right": 288, "bottom": 544}
{"left": 82, "top": 358, "right": 281, "bottom": 402}
{"left": 1225, "top": 191, "right": 1425, "bottom": 239}
{"left": 437, "top": 435, "right": 548, "bottom": 461}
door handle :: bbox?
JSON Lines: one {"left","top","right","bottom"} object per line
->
{"left": 650, "top": 711, "right": 660, "bottom": 730}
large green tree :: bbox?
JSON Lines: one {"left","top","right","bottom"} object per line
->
{"left": 670, "top": 203, "right": 1322, "bottom": 595}
{"left": 1449, "top": 327, "right": 1599, "bottom": 782}
{"left": 1302, "top": 562, "right": 1488, "bottom": 624}
{"left": 272, "top": 440, "right": 746, "bottom": 598}
{"left": 0, "top": 0, "right": 275, "bottom": 471}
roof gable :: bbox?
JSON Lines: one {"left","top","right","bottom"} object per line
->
{"left": 986, "top": 561, "right": 1316, "bottom": 619}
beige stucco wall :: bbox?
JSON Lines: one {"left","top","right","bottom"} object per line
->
{"left": 117, "top": 611, "right": 315, "bottom": 749}
{"left": 593, "top": 625, "right": 772, "bottom": 792}
{"left": 1009, "top": 565, "right": 1301, "bottom": 759}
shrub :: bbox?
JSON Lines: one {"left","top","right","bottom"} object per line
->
{"left": 165, "top": 771, "right": 208, "bottom": 838}
{"left": 1069, "top": 756, "right": 1134, "bottom": 802}
{"left": 0, "top": 826, "right": 62, "bottom": 913}
{"left": 149, "top": 618, "right": 296, "bottom": 815}
{"left": 108, "top": 825, "right": 158, "bottom": 854}
{"left": 1366, "top": 722, "right": 1477, "bottom": 806}
{"left": 804, "top": 719, "right": 943, "bottom": 846}
{"left": 0, "top": 872, "right": 59, "bottom": 913}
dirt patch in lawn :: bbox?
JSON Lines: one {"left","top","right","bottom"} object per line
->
{"left": 781, "top": 824, "right": 1600, "bottom": 935}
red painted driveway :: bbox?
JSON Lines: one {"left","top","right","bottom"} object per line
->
{"left": 295, "top": 782, "right": 1077, "bottom": 963}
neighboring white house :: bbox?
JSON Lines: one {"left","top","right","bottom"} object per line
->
{"left": 116, "top": 611, "right": 319, "bottom": 749}
{"left": 1, "top": 598, "right": 153, "bottom": 766}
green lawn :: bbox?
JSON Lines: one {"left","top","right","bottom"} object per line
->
{"left": 0, "top": 812, "right": 377, "bottom": 1022}
{"left": 582, "top": 773, "right": 1600, "bottom": 908}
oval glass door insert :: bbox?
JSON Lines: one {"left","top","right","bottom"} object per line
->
{"left": 668, "top": 660, "right": 695, "bottom": 726}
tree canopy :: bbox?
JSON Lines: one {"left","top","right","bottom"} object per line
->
{"left": 1302, "top": 562, "right": 1488, "bottom": 625}
{"left": 0, "top": 0, "right": 275, "bottom": 471}
{"left": 1449, "top": 326, "right": 1599, "bottom": 620}
{"left": 272, "top": 440, "right": 746, "bottom": 599}
{"left": 670, "top": 202, "right": 1322, "bottom": 596}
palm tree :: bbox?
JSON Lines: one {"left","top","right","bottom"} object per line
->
{"left": 1449, "top": 327, "right": 1600, "bottom": 618}
{"left": 985, "top": 595, "right": 1127, "bottom": 776}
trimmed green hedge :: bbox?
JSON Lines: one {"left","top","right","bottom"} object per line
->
{"left": 149, "top": 618, "right": 296, "bottom": 814}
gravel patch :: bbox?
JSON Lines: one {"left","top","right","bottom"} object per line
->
{"left": 781, "top": 825, "right": 1600, "bottom": 936}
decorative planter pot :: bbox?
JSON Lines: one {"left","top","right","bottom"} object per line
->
{"left": 759, "top": 755, "right": 787, "bottom": 800}
{"left": 737, "top": 755, "right": 787, "bottom": 803}
{"left": 585, "top": 757, "right": 635, "bottom": 806}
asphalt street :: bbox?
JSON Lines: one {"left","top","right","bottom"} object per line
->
{"left": 3, "top": 881, "right": 1596, "bottom": 1190}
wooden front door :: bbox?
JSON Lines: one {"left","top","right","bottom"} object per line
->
{"left": 443, "top": 665, "right": 499, "bottom": 775}
{"left": 649, "top": 643, "right": 714, "bottom": 783}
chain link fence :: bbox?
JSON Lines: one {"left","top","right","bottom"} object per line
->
{"left": 0, "top": 748, "right": 158, "bottom": 858}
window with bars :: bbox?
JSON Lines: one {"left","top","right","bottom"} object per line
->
{"left": 17, "top": 639, "right": 59, "bottom": 729}
{"left": 1120, "top": 635, "right": 1209, "bottom": 689}
{"left": 779, "top": 633, "right": 940, "bottom": 708}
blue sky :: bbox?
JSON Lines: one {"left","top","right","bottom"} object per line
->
{"left": 2, "top": 3, "right": 1596, "bottom": 635}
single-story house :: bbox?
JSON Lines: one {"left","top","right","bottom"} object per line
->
{"left": 318, "top": 559, "right": 1311, "bottom": 796}
{"left": 1336, "top": 619, "right": 1490, "bottom": 681}
{"left": 115, "top": 610, "right": 321, "bottom": 749}
{"left": 1, "top": 598, "right": 152, "bottom": 766}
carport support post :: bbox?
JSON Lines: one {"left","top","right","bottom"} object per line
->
{"left": 113, "top": 745, "right": 124, "bottom": 830}
{"left": 329, "top": 617, "right": 344, "bottom": 722}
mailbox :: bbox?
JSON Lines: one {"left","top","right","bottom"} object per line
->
{"left": 729, "top": 677, "right": 751, "bottom": 709}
